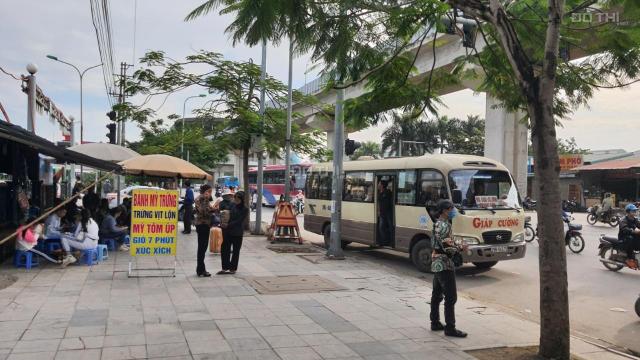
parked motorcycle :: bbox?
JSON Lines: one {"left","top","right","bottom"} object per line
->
{"left": 293, "top": 198, "right": 304, "bottom": 215}
{"left": 523, "top": 197, "right": 537, "bottom": 210}
{"left": 586, "top": 206, "right": 619, "bottom": 227}
{"left": 562, "top": 212, "right": 585, "bottom": 253}
{"left": 562, "top": 199, "right": 584, "bottom": 213}
{"left": 178, "top": 200, "right": 195, "bottom": 222}
{"left": 598, "top": 234, "right": 640, "bottom": 272}
{"left": 524, "top": 216, "right": 536, "bottom": 242}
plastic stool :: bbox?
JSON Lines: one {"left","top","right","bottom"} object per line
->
{"left": 100, "top": 238, "right": 117, "bottom": 251}
{"left": 14, "top": 250, "right": 39, "bottom": 269}
{"left": 96, "top": 244, "right": 108, "bottom": 261}
{"left": 82, "top": 248, "right": 99, "bottom": 266}
{"left": 46, "top": 242, "right": 62, "bottom": 254}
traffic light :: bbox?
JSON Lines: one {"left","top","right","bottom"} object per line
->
{"left": 345, "top": 139, "right": 361, "bottom": 156}
{"left": 107, "top": 110, "right": 116, "bottom": 121}
{"left": 106, "top": 123, "right": 116, "bottom": 144}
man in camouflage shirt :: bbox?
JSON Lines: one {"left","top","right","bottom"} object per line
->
{"left": 429, "top": 200, "right": 467, "bottom": 338}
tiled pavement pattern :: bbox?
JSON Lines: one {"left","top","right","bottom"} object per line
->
{"left": 0, "top": 231, "right": 626, "bottom": 360}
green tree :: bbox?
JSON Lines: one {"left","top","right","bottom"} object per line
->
{"left": 191, "top": 1, "right": 640, "bottom": 357}
{"left": 121, "top": 50, "right": 325, "bottom": 207}
{"left": 128, "top": 117, "right": 229, "bottom": 171}
{"left": 351, "top": 141, "right": 381, "bottom": 160}
{"left": 528, "top": 136, "right": 590, "bottom": 155}
{"left": 381, "top": 114, "right": 484, "bottom": 156}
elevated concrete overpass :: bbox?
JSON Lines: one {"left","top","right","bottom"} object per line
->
{"left": 291, "top": 28, "right": 531, "bottom": 196}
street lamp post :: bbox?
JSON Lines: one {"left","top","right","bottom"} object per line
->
{"left": 181, "top": 94, "right": 206, "bottom": 160}
{"left": 46, "top": 55, "right": 102, "bottom": 144}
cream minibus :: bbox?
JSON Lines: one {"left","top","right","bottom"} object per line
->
{"left": 304, "top": 154, "right": 526, "bottom": 272}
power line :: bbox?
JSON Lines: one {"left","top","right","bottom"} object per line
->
{"left": 89, "top": 0, "right": 117, "bottom": 107}
{"left": 0, "top": 66, "right": 22, "bottom": 81}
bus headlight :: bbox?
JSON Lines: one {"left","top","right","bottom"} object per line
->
{"left": 512, "top": 233, "right": 525, "bottom": 243}
{"left": 453, "top": 236, "right": 479, "bottom": 245}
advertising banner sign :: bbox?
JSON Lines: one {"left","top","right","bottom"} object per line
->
{"left": 130, "top": 189, "right": 178, "bottom": 257}
{"left": 559, "top": 154, "right": 583, "bottom": 172}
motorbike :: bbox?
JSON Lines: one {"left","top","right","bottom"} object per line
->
{"left": 562, "top": 199, "right": 584, "bottom": 213}
{"left": 524, "top": 215, "right": 536, "bottom": 242}
{"left": 562, "top": 212, "right": 585, "bottom": 253}
{"left": 586, "top": 206, "right": 619, "bottom": 227}
{"left": 293, "top": 198, "right": 304, "bottom": 215}
{"left": 598, "top": 234, "right": 640, "bottom": 272}
{"left": 523, "top": 197, "right": 537, "bottom": 210}
{"left": 178, "top": 199, "right": 195, "bottom": 222}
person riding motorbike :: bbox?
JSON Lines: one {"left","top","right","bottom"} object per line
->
{"left": 617, "top": 203, "right": 640, "bottom": 270}
{"left": 294, "top": 190, "right": 305, "bottom": 214}
{"left": 598, "top": 193, "right": 614, "bottom": 217}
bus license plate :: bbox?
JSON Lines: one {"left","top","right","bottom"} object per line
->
{"left": 491, "top": 246, "right": 508, "bottom": 253}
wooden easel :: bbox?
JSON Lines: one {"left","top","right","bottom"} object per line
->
{"left": 268, "top": 202, "right": 302, "bottom": 244}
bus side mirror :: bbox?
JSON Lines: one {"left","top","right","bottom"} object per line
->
{"left": 452, "top": 189, "right": 463, "bottom": 205}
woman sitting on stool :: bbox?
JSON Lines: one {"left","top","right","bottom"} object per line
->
{"left": 99, "top": 206, "right": 129, "bottom": 251}
{"left": 61, "top": 209, "right": 99, "bottom": 267}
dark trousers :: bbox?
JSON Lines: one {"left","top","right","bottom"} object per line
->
{"left": 195, "top": 224, "right": 210, "bottom": 274}
{"left": 377, "top": 216, "right": 392, "bottom": 245}
{"left": 430, "top": 270, "right": 458, "bottom": 329}
{"left": 624, "top": 234, "right": 640, "bottom": 259}
{"left": 221, "top": 234, "right": 243, "bottom": 271}
{"left": 183, "top": 204, "right": 193, "bottom": 233}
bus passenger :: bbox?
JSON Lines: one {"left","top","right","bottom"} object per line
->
{"left": 377, "top": 180, "right": 393, "bottom": 246}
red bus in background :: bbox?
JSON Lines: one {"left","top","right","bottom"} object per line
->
{"left": 248, "top": 164, "right": 311, "bottom": 206}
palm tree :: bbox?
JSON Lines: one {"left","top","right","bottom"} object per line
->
{"left": 351, "top": 141, "right": 381, "bottom": 160}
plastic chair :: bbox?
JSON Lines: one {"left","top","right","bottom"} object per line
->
{"left": 82, "top": 248, "right": 99, "bottom": 266}
{"left": 100, "top": 238, "right": 116, "bottom": 251}
{"left": 96, "top": 244, "right": 108, "bottom": 262}
{"left": 14, "top": 250, "right": 39, "bottom": 269}
{"left": 46, "top": 242, "right": 62, "bottom": 254}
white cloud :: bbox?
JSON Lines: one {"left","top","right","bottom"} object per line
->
{"left": 0, "top": 0, "right": 636, "bottom": 153}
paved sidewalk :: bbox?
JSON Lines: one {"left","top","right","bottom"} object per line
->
{"left": 0, "top": 231, "right": 628, "bottom": 360}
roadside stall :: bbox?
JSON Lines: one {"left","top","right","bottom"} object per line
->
{"left": 118, "top": 154, "right": 212, "bottom": 277}
{"left": 574, "top": 156, "right": 640, "bottom": 207}
{"left": 0, "top": 122, "right": 120, "bottom": 261}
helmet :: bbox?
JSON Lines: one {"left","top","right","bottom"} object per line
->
{"left": 625, "top": 204, "right": 638, "bottom": 212}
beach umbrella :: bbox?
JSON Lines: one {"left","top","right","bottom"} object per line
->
{"left": 119, "top": 154, "right": 212, "bottom": 180}
{"left": 69, "top": 143, "right": 139, "bottom": 163}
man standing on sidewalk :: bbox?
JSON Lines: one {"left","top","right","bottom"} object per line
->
{"left": 430, "top": 200, "right": 467, "bottom": 338}
{"left": 182, "top": 180, "right": 194, "bottom": 234}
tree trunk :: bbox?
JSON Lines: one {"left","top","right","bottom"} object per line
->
{"left": 529, "top": 92, "right": 570, "bottom": 360}
{"left": 242, "top": 142, "right": 250, "bottom": 230}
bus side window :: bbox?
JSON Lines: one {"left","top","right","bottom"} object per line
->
{"left": 319, "top": 172, "right": 333, "bottom": 200}
{"left": 343, "top": 172, "right": 374, "bottom": 203}
{"left": 418, "top": 170, "right": 447, "bottom": 220}
{"left": 396, "top": 170, "right": 416, "bottom": 205}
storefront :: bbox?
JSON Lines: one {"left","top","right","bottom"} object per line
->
{"left": 575, "top": 156, "right": 640, "bottom": 208}
{"left": 0, "top": 121, "right": 119, "bottom": 260}
{"left": 527, "top": 154, "right": 584, "bottom": 204}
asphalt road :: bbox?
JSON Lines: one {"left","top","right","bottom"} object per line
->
{"left": 251, "top": 207, "right": 640, "bottom": 355}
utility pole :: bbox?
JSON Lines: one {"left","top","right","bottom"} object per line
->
{"left": 284, "top": 40, "right": 294, "bottom": 201}
{"left": 253, "top": 40, "right": 267, "bottom": 235}
{"left": 26, "top": 63, "right": 38, "bottom": 133}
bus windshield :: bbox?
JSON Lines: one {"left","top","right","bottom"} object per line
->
{"left": 448, "top": 169, "right": 521, "bottom": 209}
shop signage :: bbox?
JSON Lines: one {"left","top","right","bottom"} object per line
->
{"left": 130, "top": 189, "right": 178, "bottom": 256}
{"left": 559, "top": 154, "right": 583, "bottom": 172}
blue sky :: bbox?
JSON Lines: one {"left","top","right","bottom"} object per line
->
{"left": 0, "top": 0, "right": 638, "bottom": 151}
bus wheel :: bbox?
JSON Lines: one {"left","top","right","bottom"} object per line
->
{"left": 473, "top": 261, "right": 498, "bottom": 269}
{"left": 411, "top": 239, "right": 432, "bottom": 273}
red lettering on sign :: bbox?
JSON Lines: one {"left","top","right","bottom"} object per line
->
{"left": 133, "top": 194, "right": 148, "bottom": 207}
{"left": 159, "top": 194, "right": 177, "bottom": 208}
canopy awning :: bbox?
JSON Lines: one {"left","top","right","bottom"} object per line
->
{"left": 69, "top": 142, "right": 139, "bottom": 163}
{"left": 119, "top": 154, "right": 212, "bottom": 180}
{"left": 0, "top": 121, "right": 120, "bottom": 171}
{"left": 574, "top": 156, "right": 640, "bottom": 171}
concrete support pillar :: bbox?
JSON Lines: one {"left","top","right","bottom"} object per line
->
{"left": 484, "top": 95, "right": 528, "bottom": 198}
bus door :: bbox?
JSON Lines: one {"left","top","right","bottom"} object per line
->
{"left": 375, "top": 174, "right": 396, "bottom": 247}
